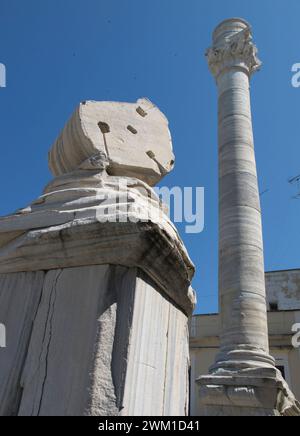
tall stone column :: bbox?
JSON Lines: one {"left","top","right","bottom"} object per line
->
{"left": 197, "top": 18, "right": 300, "bottom": 416}
{"left": 0, "top": 98, "right": 195, "bottom": 416}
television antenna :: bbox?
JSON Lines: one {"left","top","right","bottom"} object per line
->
{"left": 288, "top": 174, "right": 300, "bottom": 199}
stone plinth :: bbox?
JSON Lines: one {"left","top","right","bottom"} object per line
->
{"left": 0, "top": 99, "right": 195, "bottom": 416}
{"left": 197, "top": 18, "right": 300, "bottom": 416}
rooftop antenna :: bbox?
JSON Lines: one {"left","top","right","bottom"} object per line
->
{"left": 288, "top": 174, "right": 300, "bottom": 199}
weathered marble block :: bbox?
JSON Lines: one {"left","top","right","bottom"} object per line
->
{"left": 49, "top": 98, "right": 175, "bottom": 186}
{"left": 0, "top": 99, "right": 195, "bottom": 416}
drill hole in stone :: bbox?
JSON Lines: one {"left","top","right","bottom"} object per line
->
{"left": 98, "top": 122, "right": 110, "bottom": 134}
{"left": 127, "top": 125, "right": 138, "bottom": 135}
{"left": 136, "top": 106, "right": 148, "bottom": 118}
{"left": 147, "top": 150, "right": 155, "bottom": 159}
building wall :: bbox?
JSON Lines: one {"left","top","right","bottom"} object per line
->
{"left": 190, "top": 269, "right": 300, "bottom": 416}
{"left": 266, "top": 269, "right": 300, "bottom": 311}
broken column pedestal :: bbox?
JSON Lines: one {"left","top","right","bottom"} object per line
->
{"left": 0, "top": 98, "right": 195, "bottom": 416}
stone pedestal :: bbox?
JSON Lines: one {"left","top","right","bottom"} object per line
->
{"left": 197, "top": 18, "right": 300, "bottom": 416}
{"left": 0, "top": 99, "right": 195, "bottom": 416}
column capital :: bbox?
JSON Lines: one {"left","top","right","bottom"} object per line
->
{"left": 206, "top": 18, "right": 261, "bottom": 78}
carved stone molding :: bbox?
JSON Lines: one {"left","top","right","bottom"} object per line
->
{"left": 0, "top": 98, "right": 195, "bottom": 316}
{"left": 197, "top": 367, "right": 300, "bottom": 416}
{"left": 0, "top": 98, "right": 195, "bottom": 417}
{"left": 206, "top": 27, "right": 262, "bottom": 78}
{"left": 0, "top": 173, "right": 195, "bottom": 316}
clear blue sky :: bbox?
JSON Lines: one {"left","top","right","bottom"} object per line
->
{"left": 0, "top": 0, "right": 299, "bottom": 314}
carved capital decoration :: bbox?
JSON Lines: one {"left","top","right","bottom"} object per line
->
{"left": 206, "top": 28, "right": 262, "bottom": 78}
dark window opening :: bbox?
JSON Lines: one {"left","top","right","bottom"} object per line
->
{"left": 269, "top": 302, "right": 279, "bottom": 312}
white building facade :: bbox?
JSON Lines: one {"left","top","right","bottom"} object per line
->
{"left": 190, "top": 269, "right": 300, "bottom": 416}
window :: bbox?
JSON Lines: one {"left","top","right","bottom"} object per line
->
{"left": 273, "top": 355, "right": 291, "bottom": 387}
{"left": 269, "top": 302, "right": 278, "bottom": 312}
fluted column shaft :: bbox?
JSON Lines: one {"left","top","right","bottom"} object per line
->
{"left": 196, "top": 19, "right": 300, "bottom": 417}
{"left": 207, "top": 19, "right": 275, "bottom": 370}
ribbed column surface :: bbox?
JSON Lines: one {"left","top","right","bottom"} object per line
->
{"left": 206, "top": 18, "right": 275, "bottom": 370}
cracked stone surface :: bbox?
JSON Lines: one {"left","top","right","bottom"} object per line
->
{"left": 0, "top": 266, "right": 190, "bottom": 416}
{"left": 0, "top": 98, "right": 194, "bottom": 416}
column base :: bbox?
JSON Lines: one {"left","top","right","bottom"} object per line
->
{"left": 210, "top": 346, "right": 276, "bottom": 372}
{"left": 197, "top": 367, "right": 300, "bottom": 416}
